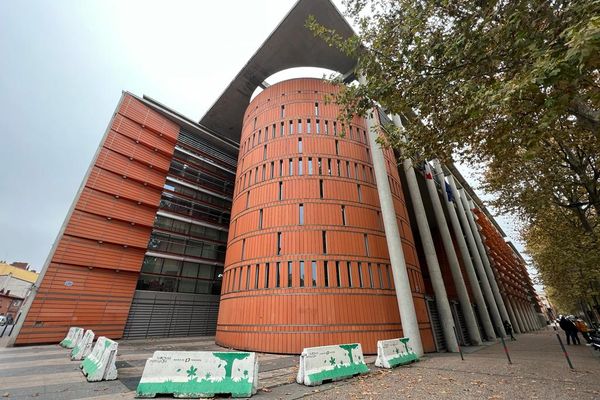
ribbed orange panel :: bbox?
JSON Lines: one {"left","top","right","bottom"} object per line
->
{"left": 16, "top": 94, "right": 179, "bottom": 344}
{"left": 216, "top": 78, "right": 434, "bottom": 354}
{"left": 472, "top": 209, "right": 535, "bottom": 302}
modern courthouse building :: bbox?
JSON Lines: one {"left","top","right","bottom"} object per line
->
{"left": 10, "top": 0, "right": 544, "bottom": 354}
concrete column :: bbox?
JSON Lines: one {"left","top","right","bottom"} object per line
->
{"left": 518, "top": 301, "right": 533, "bottom": 331}
{"left": 510, "top": 297, "right": 527, "bottom": 332}
{"left": 422, "top": 162, "right": 482, "bottom": 345}
{"left": 461, "top": 195, "right": 512, "bottom": 327}
{"left": 358, "top": 83, "right": 423, "bottom": 356}
{"left": 392, "top": 117, "right": 459, "bottom": 352}
{"left": 503, "top": 294, "right": 521, "bottom": 334}
{"left": 528, "top": 304, "right": 540, "bottom": 330}
{"left": 448, "top": 177, "right": 505, "bottom": 337}
{"left": 433, "top": 161, "right": 496, "bottom": 340}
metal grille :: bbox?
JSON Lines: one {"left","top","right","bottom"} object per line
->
{"left": 450, "top": 301, "right": 471, "bottom": 346}
{"left": 426, "top": 297, "right": 447, "bottom": 352}
{"left": 123, "top": 290, "right": 220, "bottom": 339}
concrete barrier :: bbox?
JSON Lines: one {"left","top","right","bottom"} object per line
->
{"left": 59, "top": 327, "right": 84, "bottom": 349}
{"left": 296, "top": 343, "right": 369, "bottom": 386}
{"left": 136, "top": 351, "right": 258, "bottom": 398}
{"left": 80, "top": 336, "right": 118, "bottom": 382}
{"left": 70, "top": 329, "right": 95, "bottom": 361}
{"left": 375, "top": 337, "right": 419, "bottom": 369}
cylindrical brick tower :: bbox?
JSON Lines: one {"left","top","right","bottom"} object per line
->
{"left": 216, "top": 78, "right": 433, "bottom": 354}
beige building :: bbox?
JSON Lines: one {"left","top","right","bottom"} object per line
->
{"left": 0, "top": 263, "right": 38, "bottom": 300}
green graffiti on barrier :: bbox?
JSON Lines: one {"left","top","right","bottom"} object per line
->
{"left": 338, "top": 344, "right": 358, "bottom": 364}
{"left": 81, "top": 357, "right": 100, "bottom": 375}
{"left": 387, "top": 352, "right": 418, "bottom": 367}
{"left": 136, "top": 377, "right": 253, "bottom": 398}
{"left": 306, "top": 362, "right": 369, "bottom": 384}
{"left": 213, "top": 352, "right": 250, "bottom": 379}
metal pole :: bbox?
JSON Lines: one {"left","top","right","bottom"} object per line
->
{"left": 499, "top": 335, "right": 512, "bottom": 365}
{"left": 453, "top": 326, "right": 464, "bottom": 361}
{"left": 555, "top": 332, "right": 574, "bottom": 369}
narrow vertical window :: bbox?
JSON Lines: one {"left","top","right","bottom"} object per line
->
{"left": 299, "top": 261, "right": 305, "bottom": 287}
{"left": 277, "top": 232, "right": 282, "bottom": 255}
{"left": 323, "top": 261, "right": 329, "bottom": 287}
{"left": 316, "top": 120, "right": 320, "bottom": 134}
{"left": 288, "top": 261, "right": 293, "bottom": 287}
{"left": 246, "top": 265, "right": 250, "bottom": 289}
{"left": 333, "top": 121, "right": 337, "bottom": 136}
{"left": 308, "top": 158, "right": 313, "bottom": 175}
{"left": 377, "top": 211, "right": 383, "bottom": 229}
{"left": 276, "top": 262, "right": 280, "bottom": 288}
{"left": 386, "top": 264, "right": 392, "bottom": 289}
{"left": 280, "top": 122, "right": 284, "bottom": 136}
{"left": 318, "top": 158, "right": 322, "bottom": 175}
{"left": 315, "top": 102, "right": 319, "bottom": 116}
{"left": 280, "top": 105, "right": 285, "bottom": 118}
{"left": 255, "top": 167, "right": 259, "bottom": 183}
{"left": 378, "top": 264, "right": 384, "bottom": 288}
{"left": 346, "top": 161, "right": 351, "bottom": 177}
{"left": 298, "top": 138, "right": 303, "bottom": 153}
{"left": 322, "top": 231, "right": 327, "bottom": 254}
{"left": 319, "top": 179, "right": 324, "bottom": 199}
{"left": 307, "top": 119, "right": 311, "bottom": 134}
{"left": 246, "top": 191, "right": 250, "bottom": 208}
{"left": 347, "top": 262, "right": 353, "bottom": 287}
{"left": 262, "top": 164, "right": 266, "bottom": 180}
{"left": 324, "top": 120, "right": 329, "bottom": 135}
{"left": 312, "top": 260, "right": 317, "bottom": 287}
{"left": 270, "top": 161, "right": 274, "bottom": 178}
{"left": 258, "top": 130, "right": 261, "bottom": 144}
{"left": 357, "top": 184, "right": 362, "bottom": 202}
{"left": 258, "top": 209, "right": 263, "bottom": 229}
{"left": 279, "top": 160, "right": 283, "bottom": 176}
{"left": 298, "top": 119, "right": 302, "bottom": 133}
{"left": 241, "top": 239, "right": 246, "bottom": 260}
{"left": 366, "top": 147, "right": 370, "bottom": 162}
{"left": 265, "top": 263, "right": 270, "bottom": 288}
{"left": 335, "top": 140, "right": 339, "bottom": 155}
{"left": 363, "top": 130, "right": 367, "bottom": 143}
{"left": 358, "top": 262, "right": 363, "bottom": 287}
{"left": 341, "top": 205, "right": 346, "bottom": 226}
{"left": 335, "top": 261, "right": 341, "bottom": 287}
{"left": 263, "top": 145, "right": 267, "bottom": 160}
{"left": 368, "top": 263, "right": 374, "bottom": 288}
{"left": 337, "top": 160, "right": 341, "bottom": 176}
{"left": 362, "top": 165, "right": 367, "bottom": 181}
{"left": 255, "top": 264, "right": 260, "bottom": 289}
{"left": 289, "top": 120, "right": 293, "bottom": 134}
{"left": 348, "top": 126, "right": 353, "bottom": 139}
{"left": 252, "top": 133, "right": 255, "bottom": 146}
{"left": 254, "top": 117, "right": 257, "bottom": 129}
{"left": 355, "top": 163, "right": 359, "bottom": 179}
{"left": 264, "top": 126, "right": 268, "bottom": 141}
{"left": 299, "top": 203, "right": 304, "bottom": 225}
{"left": 272, "top": 124, "right": 276, "bottom": 138}
{"left": 364, "top": 234, "right": 369, "bottom": 256}
{"left": 279, "top": 181, "right": 283, "bottom": 200}
{"left": 289, "top": 158, "right": 293, "bottom": 176}
{"left": 327, "top": 159, "right": 332, "bottom": 175}
{"left": 298, "top": 159, "right": 303, "bottom": 176}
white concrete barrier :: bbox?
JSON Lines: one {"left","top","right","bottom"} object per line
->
{"left": 59, "top": 327, "right": 84, "bottom": 349}
{"left": 296, "top": 343, "right": 369, "bottom": 386}
{"left": 80, "top": 336, "right": 118, "bottom": 382}
{"left": 71, "top": 329, "right": 95, "bottom": 361}
{"left": 375, "top": 337, "right": 419, "bottom": 369}
{"left": 136, "top": 351, "right": 258, "bottom": 398}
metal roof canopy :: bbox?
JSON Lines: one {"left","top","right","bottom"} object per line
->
{"left": 199, "top": 0, "right": 357, "bottom": 142}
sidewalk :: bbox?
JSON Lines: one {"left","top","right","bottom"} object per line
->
{"left": 0, "top": 329, "right": 597, "bottom": 399}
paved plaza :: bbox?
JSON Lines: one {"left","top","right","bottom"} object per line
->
{"left": 0, "top": 328, "right": 598, "bottom": 399}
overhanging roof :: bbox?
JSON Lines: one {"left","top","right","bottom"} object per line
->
{"left": 199, "top": 0, "right": 357, "bottom": 142}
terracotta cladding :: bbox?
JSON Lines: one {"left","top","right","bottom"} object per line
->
{"left": 16, "top": 94, "right": 179, "bottom": 345}
{"left": 216, "top": 78, "right": 434, "bottom": 354}
{"left": 473, "top": 209, "right": 534, "bottom": 302}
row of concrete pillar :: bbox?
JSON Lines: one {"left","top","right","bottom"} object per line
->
{"left": 362, "top": 102, "right": 542, "bottom": 355}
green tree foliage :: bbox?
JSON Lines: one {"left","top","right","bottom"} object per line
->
{"left": 307, "top": 0, "right": 599, "bottom": 313}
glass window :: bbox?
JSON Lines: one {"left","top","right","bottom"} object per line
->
{"left": 323, "top": 261, "right": 329, "bottom": 287}
{"left": 142, "top": 257, "right": 163, "bottom": 274}
{"left": 298, "top": 138, "right": 303, "bottom": 153}
{"left": 162, "top": 259, "right": 180, "bottom": 276}
{"left": 347, "top": 262, "right": 353, "bottom": 287}
{"left": 288, "top": 261, "right": 293, "bottom": 287}
{"left": 299, "top": 261, "right": 305, "bottom": 287}
{"left": 358, "top": 262, "right": 364, "bottom": 287}
{"left": 298, "top": 119, "right": 302, "bottom": 133}
{"left": 299, "top": 204, "right": 304, "bottom": 225}
{"left": 298, "top": 159, "right": 303, "bottom": 176}
{"left": 179, "top": 278, "right": 196, "bottom": 293}
{"left": 265, "top": 263, "right": 270, "bottom": 288}
{"left": 276, "top": 262, "right": 280, "bottom": 288}
{"left": 308, "top": 158, "right": 313, "bottom": 175}
{"left": 307, "top": 119, "right": 311, "bottom": 133}
{"left": 368, "top": 263, "right": 374, "bottom": 288}
{"left": 197, "top": 263, "right": 214, "bottom": 279}
{"left": 181, "top": 261, "right": 198, "bottom": 278}
{"left": 289, "top": 159, "right": 293, "bottom": 176}
{"left": 312, "top": 260, "right": 317, "bottom": 287}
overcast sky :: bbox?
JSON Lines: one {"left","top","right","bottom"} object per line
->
{"left": 0, "top": 0, "right": 532, "bottom": 286}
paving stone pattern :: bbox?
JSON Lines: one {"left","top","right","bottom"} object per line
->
{"left": 0, "top": 329, "right": 598, "bottom": 399}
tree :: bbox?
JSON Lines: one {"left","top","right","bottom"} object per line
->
{"left": 307, "top": 0, "right": 599, "bottom": 314}
{"left": 308, "top": 0, "right": 599, "bottom": 220}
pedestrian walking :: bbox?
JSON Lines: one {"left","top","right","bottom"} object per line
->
{"left": 559, "top": 316, "right": 580, "bottom": 345}
{"left": 503, "top": 320, "right": 516, "bottom": 341}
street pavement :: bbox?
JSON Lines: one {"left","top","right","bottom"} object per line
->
{"left": 0, "top": 328, "right": 598, "bottom": 399}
